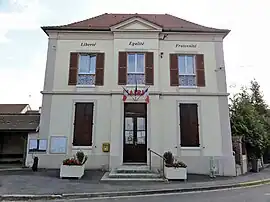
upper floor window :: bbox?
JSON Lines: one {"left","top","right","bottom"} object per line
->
{"left": 178, "top": 55, "right": 196, "bottom": 87}
{"left": 170, "top": 54, "right": 205, "bottom": 87}
{"left": 77, "top": 54, "right": 97, "bottom": 85}
{"left": 68, "top": 52, "right": 104, "bottom": 86}
{"left": 127, "top": 53, "right": 145, "bottom": 85}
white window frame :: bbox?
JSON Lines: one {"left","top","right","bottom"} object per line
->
{"left": 178, "top": 55, "right": 196, "bottom": 76}
{"left": 177, "top": 100, "right": 202, "bottom": 150}
{"left": 127, "top": 53, "right": 145, "bottom": 74}
{"left": 177, "top": 55, "right": 197, "bottom": 87}
{"left": 78, "top": 54, "right": 97, "bottom": 75}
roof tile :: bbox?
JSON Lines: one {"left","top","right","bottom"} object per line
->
{"left": 0, "top": 104, "right": 28, "bottom": 114}
{"left": 0, "top": 114, "right": 40, "bottom": 131}
{"left": 42, "top": 13, "right": 229, "bottom": 35}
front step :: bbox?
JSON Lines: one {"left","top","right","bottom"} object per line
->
{"left": 109, "top": 172, "right": 161, "bottom": 178}
{"left": 116, "top": 165, "right": 154, "bottom": 173}
{"left": 100, "top": 165, "right": 165, "bottom": 182}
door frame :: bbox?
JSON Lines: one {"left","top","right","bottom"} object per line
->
{"left": 122, "top": 102, "right": 147, "bottom": 164}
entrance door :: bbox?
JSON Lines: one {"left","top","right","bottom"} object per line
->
{"left": 123, "top": 103, "right": 147, "bottom": 163}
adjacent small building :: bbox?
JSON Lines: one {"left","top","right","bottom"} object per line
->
{"left": 33, "top": 13, "right": 236, "bottom": 176}
{"left": 0, "top": 104, "right": 40, "bottom": 166}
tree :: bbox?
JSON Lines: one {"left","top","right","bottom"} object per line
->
{"left": 230, "top": 86, "right": 269, "bottom": 159}
{"left": 250, "top": 79, "right": 270, "bottom": 163}
{"left": 250, "top": 79, "right": 268, "bottom": 116}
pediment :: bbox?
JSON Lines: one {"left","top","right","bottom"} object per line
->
{"left": 110, "top": 17, "right": 162, "bottom": 32}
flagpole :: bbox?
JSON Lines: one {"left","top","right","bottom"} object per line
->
{"left": 137, "top": 85, "right": 150, "bottom": 101}
{"left": 134, "top": 77, "right": 138, "bottom": 101}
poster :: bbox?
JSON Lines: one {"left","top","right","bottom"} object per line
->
{"left": 50, "top": 136, "right": 67, "bottom": 154}
{"left": 29, "top": 139, "right": 47, "bottom": 152}
{"left": 39, "top": 140, "right": 47, "bottom": 151}
{"left": 125, "top": 117, "right": 133, "bottom": 130}
{"left": 137, "top": 131, "right": 145, "bottom": 144}
{"left": 137, "top": 118, "right": 145, "bottom": 130}
{"left": 125, "top": 131, "right": 133, "bottom": 144}
{"left": 29, "top": 139, "right": 38, "bottom": 150}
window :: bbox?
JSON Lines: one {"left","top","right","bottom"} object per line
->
{"left": 73, "top": 103, "right": 94, "bottom": 146}
{"left": 127, "top": 53, "right": 145, "bottom": 85}
{"left": 178, "top": 55, "right": 196, "bottom": 86}
{"left": 77, "top": 54, "right": 97, "bottom": 85}
{"left": 179, "top": 103, "right": 200, "bottom": 147}
{"left": 29, "top": 139, "right": 47, "bottom": 152}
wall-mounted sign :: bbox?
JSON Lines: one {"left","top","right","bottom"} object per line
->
{"left": 50, "top": 136, "right": 67, "bottom": 154}
{"left": 175, "top": 44, "right": 197, "bottom": 48}
{"left": 129, "top": 41, "right": 144, "bottom": 46}
{"left": 81, "top": 42, "right": 96, "bottom": 47}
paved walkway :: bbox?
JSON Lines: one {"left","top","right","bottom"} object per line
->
{"left": 0, "top": 167, "right": 270, "bottom": 195}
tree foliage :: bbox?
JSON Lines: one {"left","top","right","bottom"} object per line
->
{"left": 229, "top": 80, "right": 270, "bottom": 159}
{"left": 250, "top": 79, "right": 268, "bottom": 115}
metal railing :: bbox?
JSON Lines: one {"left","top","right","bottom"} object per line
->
{"left": 148, "top": 148, "right": 166, "bottom": 178}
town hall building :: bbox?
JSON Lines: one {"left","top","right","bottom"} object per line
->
{"left": 27, "top": 13, "right": 236, "bottom": 176}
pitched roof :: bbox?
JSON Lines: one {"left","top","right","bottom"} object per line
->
{"left": 42, "top": 13, "right": 230, "bottom": 36}
{"left": 25, "top": 110, "right": 40, "bottom": 114}
{"left": 0, "top": 114, "right": 40, "bottom": 131}
{"left": 0, "top": 104, "right": 29, "bottom": 114}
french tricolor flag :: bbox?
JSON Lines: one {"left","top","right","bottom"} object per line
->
{"left": 122, "top": 88, "right": 129, "bottom": 102}
{"left": 144, "top": 87, "right": 150, "bottom": 104}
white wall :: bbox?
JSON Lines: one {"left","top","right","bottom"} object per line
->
{"left": 46, "top": 30, "right": 224, "bottom": 95}
{"left": 160, "top": 39, "right": 219, "bottom": 93}
{"left": 35, "top": 92, "right": 232, "bottom": 175}
{"left": 53, "top": 38, "right": 114, "bottom": 92}
{"left": 34, "top": 94, "right": 111, "bottom": 169}
{"left": 25, "top": 132, "right": 38, "bottom": 167}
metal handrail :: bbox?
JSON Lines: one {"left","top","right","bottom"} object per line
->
{"left": 148, "top": 148, "right": 166, "bottom": 178}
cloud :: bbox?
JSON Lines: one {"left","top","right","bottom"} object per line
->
{"left": 0, "top": 52, "right": 46, "bottom": 109}
{"left": 0, "top": 0, "right": 43, "bottom": 43}
{"left": 0, "top": 34, "right": 9, "bottom": 43}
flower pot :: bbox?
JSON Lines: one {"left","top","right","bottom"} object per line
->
{"left": 164, "top": 166, "right": 187, "bottom": 180}
{"left": 60, "top": 164, "right": 85, "bottom": 179}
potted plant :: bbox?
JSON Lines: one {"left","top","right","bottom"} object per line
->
{"left": 60, "top": 151, "right": 88, "bottom": 179}
{"left": 163, "top": 151, "right": 187, "bottom": 180}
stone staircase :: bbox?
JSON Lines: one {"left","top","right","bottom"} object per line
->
{"left": 100, "top": 165, "right": 165, "bottom": 182}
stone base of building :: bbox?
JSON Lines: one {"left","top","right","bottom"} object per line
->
{"left": 25, "top": 153, "right": 236, "bottom": 176}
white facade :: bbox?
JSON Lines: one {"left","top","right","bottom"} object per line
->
{"left": 28, "top": 17, "right": 236, "bottom": 176}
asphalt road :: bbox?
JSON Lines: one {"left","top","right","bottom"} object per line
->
{"left": 63, "top": 184, "right": 270, "bottom": 202}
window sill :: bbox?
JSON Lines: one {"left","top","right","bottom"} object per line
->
{"left": 76, "top": 85, "right": 95, "bottom": 88}
{"left": 179, "top": 86, "right": 197, "bottom": 89}
{"left": 72, "top": 146, "right": 92, "bottom": 150}
{"left": 126, "top": 84, "right": 146, "bottom": 87}
{"left": 180, "top": 147, "right": 201, "bottom": 150}
{"left": 28, "top": 151, "right": 47, "bottom": 154}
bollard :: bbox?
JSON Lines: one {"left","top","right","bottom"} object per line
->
{"left": 32, "top": 156, "right": 39, "bottom": 172}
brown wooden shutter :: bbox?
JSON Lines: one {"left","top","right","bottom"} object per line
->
{"left": 95, "top": 53, "right": 105, "bottom": 86}
{"left": 145, "top": 52, "right": 154, "bottom": 85}
{"left": 68, "top": 52, "right": 78, "bottom": 85}
{"left": 170, "top": 54, "right": 179, "bottom": 86}
{"left": 179, "top": 103, "right": 199, "bottom": 147}
{"left": 73, "top": 103, "right": 94, "bottom": 146}
{"left": 196, "top": 54, "right": 205, "bottom": 87}
{"left": 118, "top": 52, "right": 127, "bottom": 85}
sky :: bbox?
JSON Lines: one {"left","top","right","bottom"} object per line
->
{"left": 0, "top": 0, "right": 269, "bottom": 110}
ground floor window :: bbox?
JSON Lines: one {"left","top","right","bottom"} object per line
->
{"left": 73, "top": 102, "right": 94, "bottom": 146}
{"left": 179, "top": 103, "right": 200, "bottom": 147}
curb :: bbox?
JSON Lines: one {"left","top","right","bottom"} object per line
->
{"left": 0, "top": 168, "right": 31, "bottom": 172}
{"left": 1, "top": 178, "right": 270, "bottom": 201}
